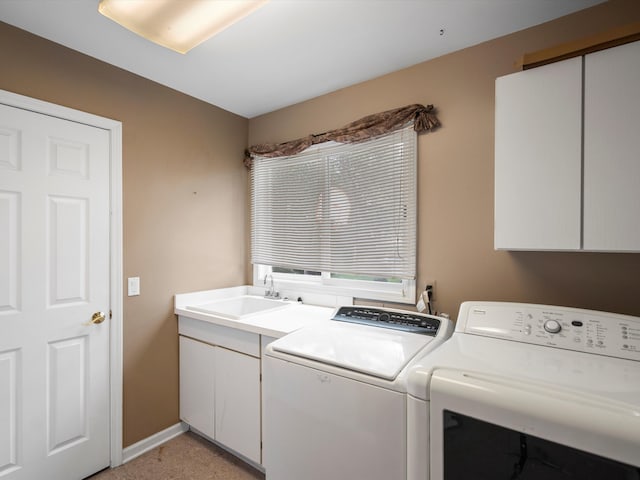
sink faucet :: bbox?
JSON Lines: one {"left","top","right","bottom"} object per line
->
{"left": 263, "top": 274, "right": 280, "bottom": 299}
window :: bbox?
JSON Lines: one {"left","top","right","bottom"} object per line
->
{"left": 251, "top": 126, "right": 416, "bottom": 303}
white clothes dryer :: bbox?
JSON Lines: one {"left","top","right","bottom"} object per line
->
{"left": 263, "top": 306, "right": 453, "bottom": 480}
{"left": 407, "top": 301, "right": 640, "bottom": 480}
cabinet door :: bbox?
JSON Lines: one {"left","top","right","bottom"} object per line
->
{"left": 494, "top": 57, "right": 583, "bottom": 250}
{"left": 179, "top": 336, "right": 216, "bottom": 439}
{"left": 584, "top": 40, "right": 640, "bottom": 251}
{"left": 214, "top": 347, "right": 261, "bottom": 464}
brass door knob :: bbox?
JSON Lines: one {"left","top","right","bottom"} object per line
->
{"left": 84, "top": 311, "right": 106, "bottom": 326}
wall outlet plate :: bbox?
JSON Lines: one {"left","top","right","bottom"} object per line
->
{"left": 128, "top": 277, "right": 140, "bottom": 296}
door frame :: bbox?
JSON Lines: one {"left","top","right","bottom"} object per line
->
{"left": 0, "top": 89, "right": 124, "bottom": 467}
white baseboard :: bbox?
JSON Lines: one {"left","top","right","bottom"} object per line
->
{"left": 121, "top": 422, "right": 189, "bottom": 464}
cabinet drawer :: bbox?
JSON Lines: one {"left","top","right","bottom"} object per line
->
{"left": 178, "top": 315, "right": 260, "bottom": 357}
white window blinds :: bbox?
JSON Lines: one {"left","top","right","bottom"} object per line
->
{"left": 251, "top": 126, "right": 417, "bottom": 279}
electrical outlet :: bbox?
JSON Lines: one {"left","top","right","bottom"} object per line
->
{"left": 423, "top": 281, "right": 436, "bottom": 315}
{"left": 424, "top": 280, "right": 436, "bottom": 301}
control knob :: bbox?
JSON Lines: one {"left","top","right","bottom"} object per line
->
{"left": 544, "top": 319, "right": 562, "bottom": 334}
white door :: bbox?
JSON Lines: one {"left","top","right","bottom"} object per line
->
{"left": 0, "top": 103, "right": 111, "bottom": 479}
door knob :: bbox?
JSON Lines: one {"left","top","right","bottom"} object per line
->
{"left": 84, "top": 311, "right": 106, "bottom": 326}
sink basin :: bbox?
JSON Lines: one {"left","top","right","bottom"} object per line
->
{"left": 188, "top": 295, "right": 290, "bottom": 319}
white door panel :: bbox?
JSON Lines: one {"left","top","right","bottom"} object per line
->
{"left": 0, "top": 103, "right": 110, "bottom": 480}
{"left": 0, "top": 349, "right": 19, "bottom": 477}
{"left": 0, "top": 191, "right": 19, "bottom": 313}
{"left": 48, "top": 196, "right": 89, "bottom": 305}
{"left": 0, "top": 126, "right": 20, "bottom": 170}
{"left": 179, "top": 336, "right": 216, "bottom": 440}
{"left": 584, "top": 40, "right": 640, "bottom": 251}
{"left": 47, "top": 335, "right": 89, "bottom": 454}
{"left": 214, "top": 346, "right": 260, "bottom": 464}
{"left": 494, "top": 57, "right": 582, "bottom": 250}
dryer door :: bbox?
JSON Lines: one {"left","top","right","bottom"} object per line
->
{"left": 429, "top": 369, "right": 640, "bottom": 479}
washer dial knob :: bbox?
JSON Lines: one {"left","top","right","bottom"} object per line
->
{"left": 544, "top": 319, "right": 562, "bottom": 334}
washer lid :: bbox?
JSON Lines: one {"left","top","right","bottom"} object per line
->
{"left": 269, "top": 321, "right": 434, "bottom": 380}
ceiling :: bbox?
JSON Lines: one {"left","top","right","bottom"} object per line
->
{"left": 0, "top": 0, "right": 603, "bottom": 119}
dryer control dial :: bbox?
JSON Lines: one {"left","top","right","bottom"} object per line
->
{"left": 543, "top": 319, "right": 562, "bottom": 334}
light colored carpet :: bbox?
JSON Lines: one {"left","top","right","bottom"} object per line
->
{"left": 88, "top": 431, "right": 265, "bottom": 480}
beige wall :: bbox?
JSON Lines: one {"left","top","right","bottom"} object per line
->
{"left": 0, "top": 22, "right": 249, "bottom": 446}
{"left": 249, "top": 0, "right": 640, "bottom": 319}
{"left": 2, "top": 0, "right": 640, "bottom": 452}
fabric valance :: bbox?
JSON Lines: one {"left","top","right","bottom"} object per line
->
{"left": 244, "top": 103, "right": 439, "bottom": 168}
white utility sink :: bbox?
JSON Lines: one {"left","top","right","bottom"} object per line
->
{"left": 188, "top": 295, "right": 290, "bottom": 319}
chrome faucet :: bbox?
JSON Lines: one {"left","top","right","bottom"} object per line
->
{"left": 263, "top": 274, "right": 280, "bottom": 299}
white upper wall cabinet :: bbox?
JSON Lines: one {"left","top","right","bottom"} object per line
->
{"left": 494, "top": 57, "right": 583, "bottom": 250}
{"left": 495, "top": 40, "right": 640, "bottom": 252}
{"left": 583, "top": 40, "right": 640, "bottom": 251}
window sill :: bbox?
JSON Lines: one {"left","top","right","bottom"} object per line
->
{"left": 253, "top": 269, "right": 416, "bottom": 306}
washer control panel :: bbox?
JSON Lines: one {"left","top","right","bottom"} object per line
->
{"left": 332, "top": 306, "right": 442, "bottom": 336}
{"left": 460, "top": 302, "right": 640, "bottom": 361}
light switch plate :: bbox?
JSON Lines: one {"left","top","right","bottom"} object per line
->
{"left": 128, "top": 277, "right": 140, "bottom": 296}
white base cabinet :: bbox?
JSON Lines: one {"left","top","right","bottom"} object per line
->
{"left": 214, "top": 346, "right": 260, "bottom": 463}
{"left": 495, "top": 40, "right": 640, "bottom": 251}
{"left": 179, "top": 336, "right": 216, "bottom": 440}
{"left": 179, "top": 317, "right": 262, "bottom": 465}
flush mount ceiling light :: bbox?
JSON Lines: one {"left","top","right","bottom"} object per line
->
{"left": 98, "top": 0, "right": 269, "bottom": 54}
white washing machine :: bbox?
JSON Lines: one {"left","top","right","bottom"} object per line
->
{"left": 407, "top": 301, "right": 640, "bottom": 480}
{"left": 263, "top": 306, "right": 453, "bottom": 480}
